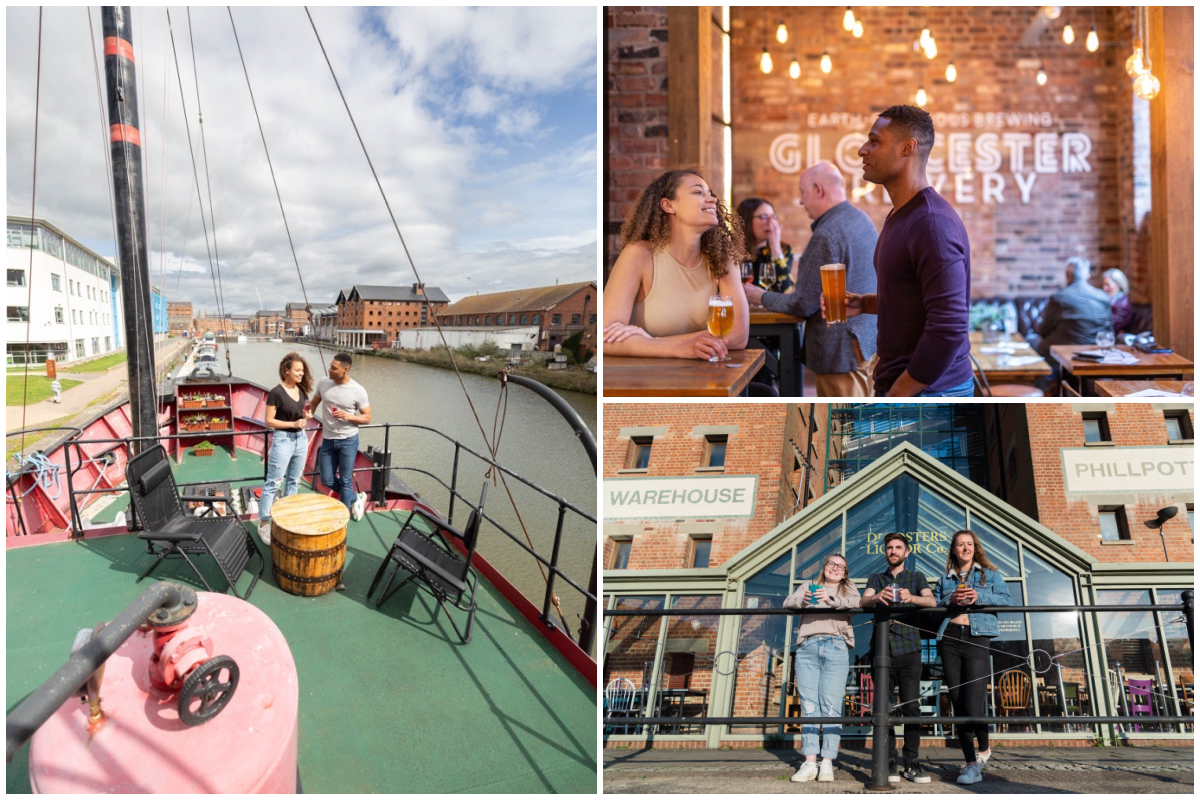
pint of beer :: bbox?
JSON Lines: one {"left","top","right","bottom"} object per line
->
{"left": 706, "top": 295, "right": 733, "bottom": 362}
{"left": 820, "top": 263, "right": 847, "bottom": 324}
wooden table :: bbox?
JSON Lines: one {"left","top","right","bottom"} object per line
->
{"left": 749, "top": 309, "right": 805, "bottom": 398}
{"left": 969, "top": 331, "right": 1052, "bottom": 385}
{"left": 604, "top": 349, "right": 767, "bottom": 397}
{"left": 1052, "top": 345, "right": 1195, "bottom": 396}
{"left": 1093, "top": 380, "right": 1189, "bottom": 398}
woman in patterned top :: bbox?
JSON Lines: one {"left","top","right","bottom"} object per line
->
{"left": 736, "top": 197, "right": 796, "bottom": 294}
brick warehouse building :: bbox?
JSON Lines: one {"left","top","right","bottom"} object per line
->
{"left": 334, "top": 283, "right": 451, "bottom": 349}
{"left": 438, "top": 281, "right": 598, "bottom": 352}
{"left": 603, "top": 402, "right": 1193, "bottom": 749}
{"left": 604, "top": 6, "right": 1193, "bottom": 359}
{"left": 166, "top": 301, "right": 192, "bottom": 333}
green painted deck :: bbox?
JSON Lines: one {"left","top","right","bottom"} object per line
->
{"left": 7, "top": 449, "right": 596, "bottom": 793}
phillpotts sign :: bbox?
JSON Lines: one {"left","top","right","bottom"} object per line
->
{"left": 1061, "top": 446, "right": 1194, "bottom": 494}
{"left": 604, "top": 476, "right": 758, "bottom": 520}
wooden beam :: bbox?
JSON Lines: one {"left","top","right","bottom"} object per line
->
{"left": 1148, "top": 6, "right": 1194, "bottom": 360}
{"left": 667, "top": 7, "right": 713, "bottom": 174}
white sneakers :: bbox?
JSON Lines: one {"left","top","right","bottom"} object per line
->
{"left": 351, "top": 492, "right": 367, "bottom": 521}
{"left": 257, "top": 519, "right": 271, "bottom": 546}
{"left": 977, "top": 748, "right": 992, "bottom": 771}
{"left": 791, "top": 761, "right": 834, "bottom": 782}
{"left": 957, "top": 764, "right": 983, "bottom": 785}
{"left": 791, "top": 762, "right": 819, "bottom": 782}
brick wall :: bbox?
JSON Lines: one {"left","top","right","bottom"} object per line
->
{"left": 1025, "top": 404, "right": 1194, "bottom": 563}
{"left": 605, "top": 7, "right": 1149, "bottom": 299}
{"left": 604, "top": 403, "right": 799, "bottom": 570}
{"left": 546, "top": 286, "right": 599, "bottom": 350}
{"left": 604, "top": 6, "right": 670, "bottom": 278}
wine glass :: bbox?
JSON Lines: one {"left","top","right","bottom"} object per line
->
{"left": 1182, "top": 383, "right": 1194, "bottom": 398}
{"left": 1095, "top": 330, "right": 1115, "bottom": 354}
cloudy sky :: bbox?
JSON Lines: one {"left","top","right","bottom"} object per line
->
{"left": 6, "top": 6, "right": 597, "bottom": 314}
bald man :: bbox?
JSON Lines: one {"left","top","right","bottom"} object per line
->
{"left": 744, "top": 162, "right": 878, "bottom": 396}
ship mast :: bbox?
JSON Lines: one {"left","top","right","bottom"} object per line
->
{"left": 102, "top": 6, "right": 157, "bottom": 451}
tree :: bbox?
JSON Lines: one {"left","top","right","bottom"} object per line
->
{"left": 561, "top": 329, "right": 593, "bottom": 366}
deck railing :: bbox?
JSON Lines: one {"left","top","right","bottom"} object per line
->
{"left": 604, "top": 597, "right": 1194, "bottom": 789}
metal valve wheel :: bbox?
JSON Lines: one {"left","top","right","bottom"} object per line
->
{"left": 178, "top": 655, "right": 239, "bottom": 727}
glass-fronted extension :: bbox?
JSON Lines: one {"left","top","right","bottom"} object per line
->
{"left": 604, "top": 442, "right": 1193, "bottom": 747}
{"left": 827, "top": 404, "right": 986, "bottom": 490}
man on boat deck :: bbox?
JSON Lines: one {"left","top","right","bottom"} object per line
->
{"left": 311, "top": 352, "right": 371, "bottom": 521}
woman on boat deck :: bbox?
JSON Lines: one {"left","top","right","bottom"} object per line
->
{"left": 933, "top": 529, "right": 1012, "bottom": 786}
{"left": 258, "top": 352, "right": 314, "bottom": 540}
{"left": 782, "top": 553, "right": 861, "bottom": 783}
{"left": 602, "top": 168, "right": 751, "bottom": 361}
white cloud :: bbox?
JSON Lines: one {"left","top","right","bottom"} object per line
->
{"left": 5, "top": 6, "right": 596, "bottom": 314}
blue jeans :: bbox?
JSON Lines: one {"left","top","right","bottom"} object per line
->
{"left": 916, "top": 377, "right": 974, "bottom": 397}
{"left": 794, "top": 636, "right": 850, "bottom": 760}
{"left": 260, "top": 429, "right": 309, "bottom": 518}
{"left": 318, "top": 433, "right": 359, "bottom": 509}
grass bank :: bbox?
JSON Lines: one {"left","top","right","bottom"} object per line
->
{"left": 6, "top": 375, "right": 83, "bottom": 406}
{"left": 375, "top": 349, "right": 596, "bottom": 395}
{"left": 61, "top": 351, "right": 129, "bottom": 373}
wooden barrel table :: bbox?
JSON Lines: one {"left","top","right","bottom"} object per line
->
{"left": 270, "top": 494, "right": 349, "bottom": 597}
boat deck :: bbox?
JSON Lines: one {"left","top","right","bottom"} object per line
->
{"left": 6, "top": 452, "right": 596, "bottom": 793}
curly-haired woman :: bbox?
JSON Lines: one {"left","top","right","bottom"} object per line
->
{"left": 603, "top": 168, "right": 750, "bottom": 360}
{"left": 258, "top": 352, "right": 314, "bottom": 541}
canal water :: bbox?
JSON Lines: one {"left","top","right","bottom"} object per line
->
{"left": 226, "top": 341, "right": 597, "bottom": 649}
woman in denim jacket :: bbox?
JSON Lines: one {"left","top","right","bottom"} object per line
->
{"left": 933, "top": 530, "right": 1011, "bottom": 786}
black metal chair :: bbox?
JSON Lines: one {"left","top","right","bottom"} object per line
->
{"left": 367, "top": 482, "right": 488, "bottom": 644}
{"left": 126, "top": 445, "right": 264, "bottom": 599}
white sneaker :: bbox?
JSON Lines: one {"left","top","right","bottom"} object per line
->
{"left": 351, "top": 492, "right": 367, "bottom": 521}
{"left": 790, "top": 762, "right": 819, "bottom": 783}
{"left": 257, "top": 519, "right": 271, "bottom": 546}
{"left": 818, "top": 761, "right": 835, "bottom": 782}
{"left": 977, "top": 749, "right": 992, "bottom": 771}
{"left": 957, "top": 764, "right": 982, "bottom": 785}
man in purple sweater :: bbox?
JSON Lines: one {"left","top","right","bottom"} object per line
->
{"left": 835, "top": 105, "right": 973, "bottom": 397}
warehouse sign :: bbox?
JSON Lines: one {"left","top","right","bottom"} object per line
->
{"left": 604, "top": 476, "right": 758, "bottom": 520}
{"left": 1061, "top": 446, "right": 1194, "bottom": 494}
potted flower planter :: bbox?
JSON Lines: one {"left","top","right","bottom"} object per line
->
{"left": 192, "top": 441, "right": 215, "bottom": 457}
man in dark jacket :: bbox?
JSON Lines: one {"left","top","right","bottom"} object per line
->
{"left": 1028, "top": 257, "right": 1114, "bottom": 358}
{"left": 743, "top": 161, "right": 878, "bottom": 396}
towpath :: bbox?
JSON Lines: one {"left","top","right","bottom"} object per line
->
{"left": 6, "top": 338, "right": 190, "bottom": 435}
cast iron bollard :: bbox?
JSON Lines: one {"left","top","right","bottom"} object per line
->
{"left": 868, "top": 604, "right": 893, "bottom": 791}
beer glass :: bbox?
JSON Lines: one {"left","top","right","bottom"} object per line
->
{"left": 706, "top": 295, "right": 734, "bottom": 362}
{"left": 820, "top": 263, "right": 847, "bottom": 324}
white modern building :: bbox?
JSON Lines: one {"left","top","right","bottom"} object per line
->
{"left": 391, "top": 325, "right": 539, "bottom": 353}
{"left": 6, "top": 217, "right": 122, "bottom": 366}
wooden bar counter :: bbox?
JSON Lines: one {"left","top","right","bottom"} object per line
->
{"left": 603, "top": 349, "right": 766, "bottom": 398}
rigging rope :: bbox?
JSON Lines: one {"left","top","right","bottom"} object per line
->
{"left": 302, "top": 7, "right": 570, "bottom": 630}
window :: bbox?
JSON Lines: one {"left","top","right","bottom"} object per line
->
{"left": 54, "top": 307, "right": 63, "bottom": 324}
{"left": 532, "top": 314, "right": 540, "bottom": 324}
{"left": 590, "top": 313, "right": 597, "bottom": 323}
{"left": 1081, "top": 411, "right": 1110, "bottom": 443}
{"left": 7, "top": 306, "right": 29, "bottom": 322}
{"left": 611, "top": 540, "right": 632, "bottom": 570}
{"left": 520, "top": 314, "right": 528, "bottom": 325}
{"left": 552, "top": 313, "right": 562, "bottom": 325}
{"left": 51, "top": 273, "right": 61, "bottom": 291}
{"left": 104, "top": 336, "right": 111, "bottom": 351}
{"left": 703, "top": 434, "right": 727, "bottom": 468}
{"left": 92, "top": 338, "right": 100, "bottom": 354}
{"left": 571, "top": 313, "right": 581, "bottom": 324}
{"left": 7, "top": 269, "right": 25, "bottom": 286}
{"left": 627, "top": 436, "right": 653, "bottom": 470}
{"left": 75, "top": 339, "right": 85, "bottom": 359}
{"left": 691, "top": 537, "right": 712, "bottom": 569}
{"left": 1164, "top": 411, "right": 1192, "bottom": 442}
{"left": 1098, "top": 506, "right": 1130, "bottom": 541}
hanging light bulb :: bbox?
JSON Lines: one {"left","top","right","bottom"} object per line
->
{"left": 853, "top": 20, "right": 864, "bottom": 38}
{"left": 1042, "top": 6, "right": 1062, "bottom": 20}
{"left": 1125, "top": 45, "right": 1145, "bottom": 76}
{"left": 789, "top": 58, "right": 801, "bottom": 79}
{"left": 843, "top": 7, "right": 855, "bottom": 32}
{"left": 1036, "top": 64, "right": 1048, "bottom": 86}
{"left": 1062, "top": 22, "right": 1075, "bottom": 45}
{"left": 760, "top": 47, "right": 773, "bottom": 74}
{"left": 1133, "top": 70, "right": 1160, "bottom": 100}
{"left": 776, "top": 20, "right": 788, "bottom": 44}
{"left": 924, "top": 38, "right": 938, "bottom": 60}
{"left": 945, "top": 61, "right": 958, "bottom": 83}
{"left": 919, "top": 27, "right": 932, "bottom": 48}
{"left": 820, "top": 51, "right": 832, "bottom": 74}
{"left": 1085, "top": 26, "right": 1099, "bottom": 52}
{"left": 915, "top": 86, "right": 928, "bottom": 106}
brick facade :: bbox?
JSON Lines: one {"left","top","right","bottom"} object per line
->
{"left": 605, "top": 7, "right": 1151, "bottom": 301}
{"left": 166, "top": 301, "right": 192, "bottom": 332}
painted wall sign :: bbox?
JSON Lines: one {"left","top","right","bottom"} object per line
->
{"left": 864, "top": 530, "right": 950, "bottom": 557}
{"left": 1061, "top": 446, "right": 1194, "bottom": 494}
{"left": 604, "top": 475, "right": 758, "bottom": 520}
{"left": 766, "top": 116, "right": 1092, "bottom": 206}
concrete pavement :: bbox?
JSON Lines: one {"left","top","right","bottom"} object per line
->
{"left": 603, "top": 745, "right": 1194, "bottom": 794}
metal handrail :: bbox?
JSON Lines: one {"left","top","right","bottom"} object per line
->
{"left": 603, "top": 594, "right": 1195, "bottom": 789}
